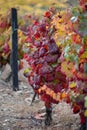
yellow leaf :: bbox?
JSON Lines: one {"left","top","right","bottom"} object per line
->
{"left": 23, "top": 68, "right": 31, "bottom": 77}
{"left": 61, "top": 92, "right": 67, "bottom": 98}
{"left": 56, "top": 41, "right": 61, "bottom": 46}
{"left": 24, "top": 68, "right": 30, "bottom": 73}
{"left": 84, "top": 109, "right": 87, "bottom": 117}
{"left": 61, "top": 61, "right": 74, "bottom": 78}
{"left": 69, "top": 82, "right": 76, "bottom": 89}
{"left": 8, "top": 40, "right": 12, "bottom": 49}
{"left": 52, "top": 93, "right": 57, "bottom": 100}
{"left": 80, "top": 51, "right": 87, "bottom": 59}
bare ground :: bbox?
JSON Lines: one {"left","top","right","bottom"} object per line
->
{"left": 0, "top": 63, "right": 80, "bottom": 130}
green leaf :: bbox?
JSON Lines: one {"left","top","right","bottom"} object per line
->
{"left": 85, "top": 102, "right": 87, "bottom": 108}
{"left": 85, "top": 96, "right": 87, "bottom": 108}
{"left": 51, "top": 62, "right": 58, "bottom": 68}
{"left": 82, "top": 36, "right": 87, "bottom": 45}
{"left": 84, "top": 62, "right": 87, "bottom": 73}
{"left": 69, "top": 55, "right": 75, "bottom": 62}
{"left": 74, "top": 44, "right": 81, "bottom": 53}
{"left": 64, "top": 46, "right": 70, "bottom": 53}
{"left": 64, "top": 52, "right": 69, "bottom": 59}
{"left": 71, "top": 7, "right": 82, "bottom": 17}
{"left": 74, "top": 56, "right": 79, "bottom": 70}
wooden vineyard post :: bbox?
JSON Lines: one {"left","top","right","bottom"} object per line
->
{"left": 11, "top": 8, "right": 19, "bottom": 91}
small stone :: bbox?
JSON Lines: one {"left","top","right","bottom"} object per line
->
{"left": 4, "top": 119, "right": 9, "bottom": 122}
{"left": 3, "top": 123, "right": 6, "bottom": 126}
{"left": 25, "top": 97, "right": 32, "bottom": 105}
{"left": 15, "top": 91, "right": 23, "bottom": 95}
{"left": 22, "top": 85, "right": 28, "bottom": 89}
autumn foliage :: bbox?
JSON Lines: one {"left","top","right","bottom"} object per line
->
{"left": 24, "top": 8, "right": 68, "bottom": 108}
{"left": 52, "top": 0, "right": 87, "bottom": 125}
{"left": 0, "top": 0, "right": 87, "bottom": 127}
